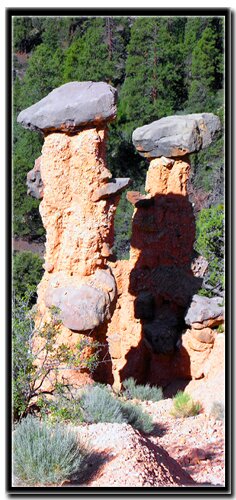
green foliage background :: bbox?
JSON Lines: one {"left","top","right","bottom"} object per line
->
{"left": 12, "top": 14, "right": 225, "bottom": 297}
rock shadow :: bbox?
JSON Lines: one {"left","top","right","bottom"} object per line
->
{"left": 119, "top": 191, "right": 202, "bottom": 388}
{"left": 64, "top": 449, "right": 113, "bottom": 486}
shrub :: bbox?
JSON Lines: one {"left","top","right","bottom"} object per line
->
{"left": 80, "top": 385, "right": 124, "bottom": 424}
{"left": 170, "top": 391, "right": 201, "bottom": 418}
{"left": 195, "top": 204, "right": 224, "bottom": 298}
{"left": 13, "top": 415, "right": 88, "bottom": 486}
{"left": 13, "top": 251, "right": 43, "bottom": 301}
{"left": 12, "top": 292, "right": 101, "bottom": 421}
{"left": 210, "top": 401, "right": 224, "bottom": 421}
{"left": 37, "top": 391, "right": 85, "bottom": 424}
{"left": 119, "top": 401, "right": 154, "bottom": 434}
{"left": 122, "top": 377, "right": 163, "bottom": 402}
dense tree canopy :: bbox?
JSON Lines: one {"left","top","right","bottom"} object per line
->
{"left": 12, "top": 14, "right": 225, "bottom": 296}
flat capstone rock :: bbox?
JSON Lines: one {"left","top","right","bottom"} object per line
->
{"left": 91, "top": 178, "right": 131, "bottom": 202}
{"left": 185, "top": 294, "right": 224, "bottom": 326}
{"left": 17, "top": 81, "right": 117, "bottom": 133}
{"left": 132, "top": 113, "right": 221, "bottom": 158}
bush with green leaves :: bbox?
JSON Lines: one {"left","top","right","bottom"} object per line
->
{"left": 122, "top": 377, "right": 163, "bottom": 402}
{"left": 37, "top": 385, "right": 85, "bottom": 424}
{"left": 80, "top": 385, "right": 124, "bottom": 424}
{"left": 13, "top": 415, "right": 88, "bottom": 486}
{"left": 12, "top": 291, "right": 101, "bottom": 421}
{"left": 119, "top": 400, "right": 154, "bottom": 434}
{"left": 13, "top": 251, "right": 43, "bottom": 300}
{"left": 195, "top": 204, "right": 224, "bottom": 297}
{"left": 170, "top": 391, "right": 201, "bottom": 418}
{"left": 80, "top": 384, "right": 154, "bottom": 433}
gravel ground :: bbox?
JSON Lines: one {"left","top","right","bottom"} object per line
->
{"left": 64, "top": 398, "right": 224, "bottom": 488}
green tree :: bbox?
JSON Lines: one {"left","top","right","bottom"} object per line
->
{"left": 119, "top": 17, "right": 186, "bottom": 139}
{"left": 13, "top": 42, "right": 65, "bottom": 238}
{"left": 195, "top": 205, "right": 224, "bottom": 297}
{"left": 185, "top": 19, "right": 224, "bottom": 112}
{"left": 13, "top": 251, "right": 43, "bottom": 299}
{"left": 13, "top": 17, "right": 42, "bottom": 52}
{"left": 63, "top": 17, "right": 130, "bottom": 85}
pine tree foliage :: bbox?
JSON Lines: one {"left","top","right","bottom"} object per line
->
{"left": 12, "top": 15, "right": 225, "bottom": 286}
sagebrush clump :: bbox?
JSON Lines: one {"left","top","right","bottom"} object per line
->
{"left": 80, "top": 385, "right": 124, "bottom": 424}
{"left": 170, "top": 391, "right": 201, "bottom": 418}
{"left": 13, "top": 415, "right": 88, "bottom": 486}
{"left": 122, "top": 377, "right": 163, "bottom": 402}
{"left": 119, "top": 400, "right": 154, "bottom": 434}
{"left": 79, "top": 385, "right": 154, "bottom": 433}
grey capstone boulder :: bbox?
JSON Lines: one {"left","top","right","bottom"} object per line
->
{"left": 132, "top": 113, "right": 221, "bottom": 158}
{"left": 17, "top": 81, "right": 117, "bottom": 133}
{"left": 185, "top": 294, "right": 224, "bottom": 326}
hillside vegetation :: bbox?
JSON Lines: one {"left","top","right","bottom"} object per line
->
{"left": 12, "top": 15, "right": 225, "bottom": 297}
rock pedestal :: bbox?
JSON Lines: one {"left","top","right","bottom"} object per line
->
{"left": 105, "top": 114, "right": 221, "bottom": 389}
{"left": 18, "top": 82, "right": 131, "bottom": 390}
{"left": 18, "top": 86, "right": 222, "bottom": 392}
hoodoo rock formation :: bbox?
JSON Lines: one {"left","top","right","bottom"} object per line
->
{"left": 18, "top": 81, "right": 131, "bottom": 389}
{"left": 18, "top": 84, "right": 223, "bottom": 392}
{"left": 104, "top": 113, "right": 222, "bottom": 388}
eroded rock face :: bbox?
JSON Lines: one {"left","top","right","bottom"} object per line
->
{"left": 17, "top": 81, "right": 117, "bottom": 133}
{"left": 185, "top": 294, "right": 224, "bottom": 326}
{"left": 132, "top": 114, "right": 221, "bottom": 158}
{"left": 27, "top": 156, "right": 44, "bottom": 199}
{"left": 19, "top": 94, "right": 223, "bottom": 393}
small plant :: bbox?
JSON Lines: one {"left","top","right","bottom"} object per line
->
{"left": 12, "top": 291, "right": 102, "bottom": 421}
{"left": 217, "top": 324, "right": 224, "bottom": 334}
{"left": 170, "top": 391, "right": 201, "bottom": 418}
{"left": 119, "top": 401, "right": 154, "bottom": 434}
{"left": 13, "top": 415, "right": 88, "bottom": 486}
{"left": 80, "top": 385, "right": 124, "bottom": 424}
{"left": 37, "top": 391, "right": 85, "bottom": 424}
{"left": 122, "top": 377, "right": 163, "bottom": 402}
{"left": 210, "top": 401, "right": 225, "bottom": 421}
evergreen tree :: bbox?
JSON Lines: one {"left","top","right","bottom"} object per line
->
{"left": 184, "top": 18, "right": 224, "bottom": 112}
{"left": 119, "top": 17, "right": 186, "bottom": 140}
{"left": 63, "top": 17, "right": 130, "bottom": 86}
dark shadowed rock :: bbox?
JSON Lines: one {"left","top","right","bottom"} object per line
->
{"left": 126, "top": 191, "right": 155, "bottom": 208}
{"left": 27, "top": 156, "right": 44, "bottom": 199}
{"left": 134, "top": 291, "right": 155, "bottom": 320}
{"left": 17, "top": 81, "right": 117, "bottom": 133}
{"left": 151, "top": 266, "right": 202, "bottom": 307}
{"left": 144, "top": 320, "right": 179, "bottom": 354}
{"left": 132, "top": 113, "right": 221, "bottom": 158}
{"left": 91, "top": 178, "right": 131, "bottom": 202}
{"left": 185, "top": 294, "right": 224, "bottom": 326}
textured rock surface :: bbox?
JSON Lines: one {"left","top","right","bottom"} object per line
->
{"left": 185, "top": 294, "right": 224, "bottom": 325}
{"left": 91, "top": 178, "right": 131, "bottom": 202}
{"left": 132, "top": 114, "right": 221, "bottom": 158}
{"left": 104, "top": 154, "right": 201, "bottom": 388}
{"left": 19, "top": 96, "right": 223, "bottom": 393}
{"left": 17, "top": 81, "right": 117, "bottom": 132}
{"left": 185, "top": 334, "right": 225, "bottom": 414}
{"left": 27, "top": 156, "right": 44, "bottom": 199}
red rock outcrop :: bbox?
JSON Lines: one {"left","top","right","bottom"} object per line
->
{"left": 18, "top": 85, "right": 223, "bottom": 394}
